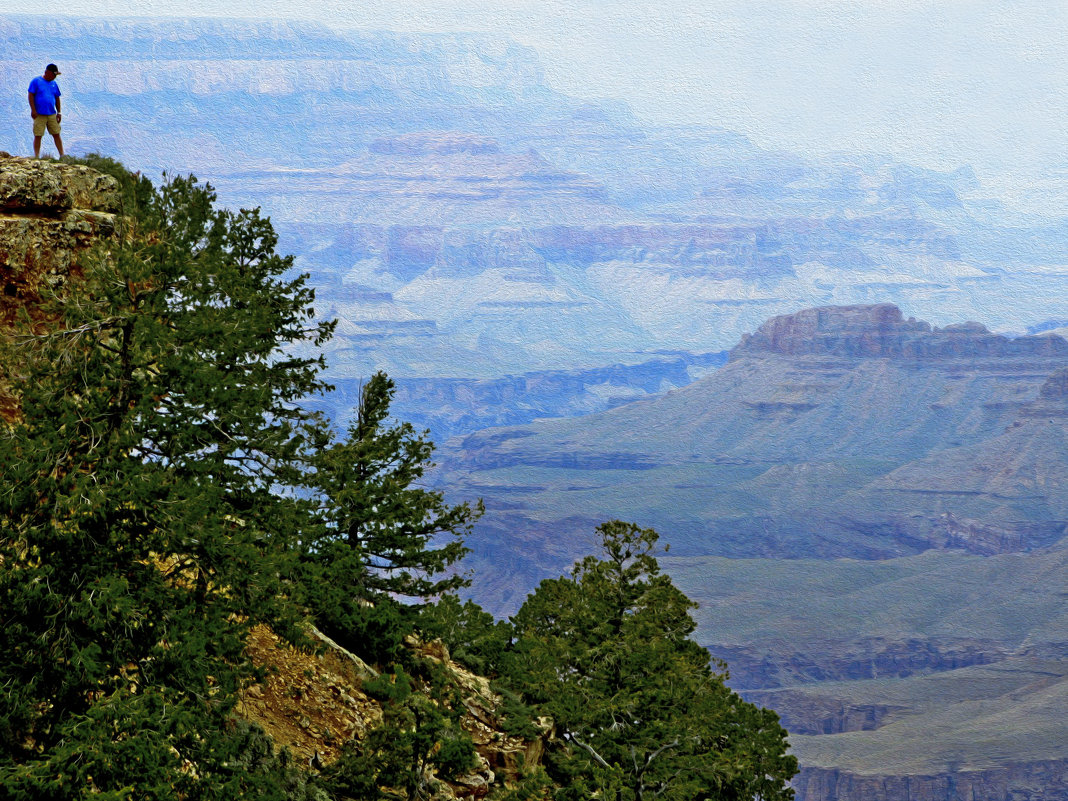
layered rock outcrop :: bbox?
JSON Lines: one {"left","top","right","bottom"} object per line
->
{"left": 0, "top": 154, "right": 118, "bottom": 327}
{"left": 449, "top": 303, "right": 1068, "bottom": 573}
{"left": 713, "top": 637, "right": 1007, "bottom": 690}
{"left": 742, "top": 690, "right": 904, "bottom": 735}
{"left": 0, "top": 155, "right": 120, "bottom": 418}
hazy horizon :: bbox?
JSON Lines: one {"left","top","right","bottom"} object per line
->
{"left": 5, "top": 1, "right": 1068, "bottom": 212}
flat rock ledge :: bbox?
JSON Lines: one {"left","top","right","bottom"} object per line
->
{"left": 0, "top": 152, "right": 119, "bottom": 214}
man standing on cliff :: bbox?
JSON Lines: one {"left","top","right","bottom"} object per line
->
{"left": 28, "top": 64, "right": 64, "bottom": 159}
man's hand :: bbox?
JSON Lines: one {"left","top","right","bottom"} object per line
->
{"left": 30, "top": 110, "right": 37, "bottom": 118}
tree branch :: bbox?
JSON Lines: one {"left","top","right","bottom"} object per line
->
{"left": 643, "top": 738, "right": 680, "bottom": 771}
{"left": 569, "top": 732, "right": 614, "bottom": 772}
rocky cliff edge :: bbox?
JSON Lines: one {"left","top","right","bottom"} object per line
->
{"left": 0, "top": 153, "right": 119, "bottom": 326}
{"left": 0, "top": 155, "right": 121, "bottom": 418}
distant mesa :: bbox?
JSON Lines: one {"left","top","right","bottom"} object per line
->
{"left": 442, "top": 299, "right": 1068, "bottom": 601}
{"left": 368, "top": 133, "right": 503, "bottom": 157}
{"left": 731, "top": 302, "right": 1068, "bottom": 361}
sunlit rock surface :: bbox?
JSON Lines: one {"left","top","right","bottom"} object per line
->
{"left": 0, "top": 155, "right": 118, "bottom": 420}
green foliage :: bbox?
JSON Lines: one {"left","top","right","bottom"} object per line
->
{"left": 487, "top": 759, "right": 553, "bottom": 801}
{"left": 0, "top": 155, "right": 794, "bottom": 801}
{"left": 504, "top": 521, "right": 797, "bottom": 801}
{"left": 302, "top": 371, "right": 481, "bottom": 662}
{"left": 228, "top": 722, "right": 332, "bottom": 801}
{"left": 324, "top": 664, "right": 478, "bottom": 801}
{"left": 418, "top": 597, "right": 544, "bottom": 741}
{"left": 0, "top": 165, "right": 332, "bottom": 798}
{"left": 418, "top": 594, "right": 512, "bottom": 675}
{"left": 495, "top": 690, "right": 543, "bottom": 741}
{"left": 0, "top": 155, "right": 492, "bottom": 798}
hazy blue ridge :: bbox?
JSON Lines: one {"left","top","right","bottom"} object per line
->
{"left": 7, "top": 14, "right": 1068, "bottom": 397}
{"left": 307, "top": 351, "right": 727, "bottom": 444}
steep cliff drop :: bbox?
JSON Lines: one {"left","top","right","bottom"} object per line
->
{"left": 0, "top": 156, "right": 547, "bottom": 798}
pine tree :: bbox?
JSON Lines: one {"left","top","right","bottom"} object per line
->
{"left": 505, "top": 521, "right": 797, "bottom": 801}
{"left": 0, "top": 170, "right": 332, "bottom": 799}
{"left": 302, "top": 372, "right": 481, "bottom": 662}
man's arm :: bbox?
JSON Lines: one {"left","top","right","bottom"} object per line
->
{"left": 28, "top": 91, "right": 36, "bottom": 117}
{"left": 55, "top": 96, "right": 60, "bottom": 118}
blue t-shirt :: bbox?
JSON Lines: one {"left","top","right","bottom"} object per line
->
{"left": 28, "top": 76, "right": 61, "bottom": 116}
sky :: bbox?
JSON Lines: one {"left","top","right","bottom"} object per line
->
{"left": 5, "top": 0, "right": 1068, "bottom": 202}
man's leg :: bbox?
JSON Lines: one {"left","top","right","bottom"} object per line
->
{"left": 52, "top": 134, "right": 64, "bottom": 159}
{"left": 33, "top": 135, "right": 42, "bottom": 158}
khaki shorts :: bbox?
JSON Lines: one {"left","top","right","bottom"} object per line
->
{"left": 32, "top": 114, "right": 60, "bottom": 136}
